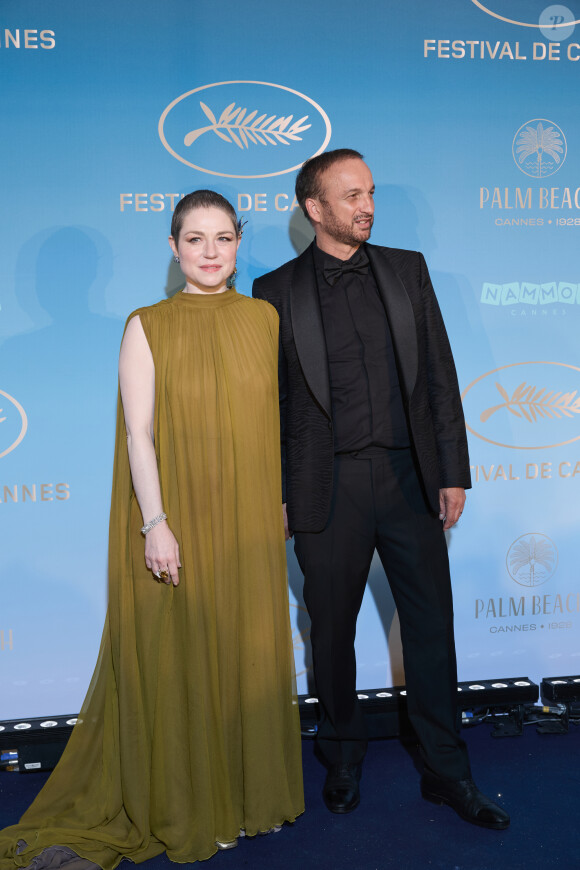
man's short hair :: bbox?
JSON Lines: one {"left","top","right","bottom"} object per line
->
{"left": 295, "top": 149, "right": 364, "bottom": 221}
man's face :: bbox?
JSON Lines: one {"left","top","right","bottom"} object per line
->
{"left": 308, "top": 158, "right": 375, "bottom": 251}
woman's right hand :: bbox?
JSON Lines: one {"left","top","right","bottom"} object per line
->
{"left": 144, "top": 522, "right": 181, "bottom": 586}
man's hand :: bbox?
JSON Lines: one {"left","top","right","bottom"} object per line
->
{"left": 282, "top": 503, "right": 292, "bottom": 540}
{"left": 439, "top": 487, "right": 465, "bottom": 531}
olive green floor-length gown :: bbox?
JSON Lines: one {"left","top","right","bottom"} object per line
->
{"left": 0, "top": 289, "right": 304, "bottom": 868}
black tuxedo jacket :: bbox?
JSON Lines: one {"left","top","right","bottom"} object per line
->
{"left": 252, "top": 242, "right": 471, "bottom": 533}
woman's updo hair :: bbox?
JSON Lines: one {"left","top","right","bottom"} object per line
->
{"left": 170, "top": 190, "right": 239, "bottom": 242}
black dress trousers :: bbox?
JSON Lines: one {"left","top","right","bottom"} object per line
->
{"left": 294, "top": 447, "right": 471, "bottom": 782}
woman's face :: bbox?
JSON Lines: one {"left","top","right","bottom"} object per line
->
{"left": 169, "top": 206, "right": 240, "bottom": 294}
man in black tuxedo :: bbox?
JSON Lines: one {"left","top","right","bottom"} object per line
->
{"left": 252, "top": 149, "right": 509, "bottom": 830}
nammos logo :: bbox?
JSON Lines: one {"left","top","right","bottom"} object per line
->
{"left": 512, "top": 119, "right": 566, "bottom": 178}
{"left": 506, "top": 533, "right": 558, "bottom": 587}
{"left": 0, "top": 390, "right": 28, "bottom": 458}
{"left": 159, "top": 81, "right": 332, "bottom": 179}
{"left": 480, "top": 281, "right": 580, "bottom": 306}
{"left": 471, "top": 2, "right": 579, "bottom": 38}
{"left": 461, "top": 362, "right": 580, "bottom": 449}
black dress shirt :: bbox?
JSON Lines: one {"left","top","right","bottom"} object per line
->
{"left": 313, "top": 243, "right": 410, "bottom": 453}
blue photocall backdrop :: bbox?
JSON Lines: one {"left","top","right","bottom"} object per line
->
{"left": 2, "top": 0, "right": 579, "bottom": 719}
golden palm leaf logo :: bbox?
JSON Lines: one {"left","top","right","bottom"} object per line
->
{"left": 461, "top": 362, "right": 580, "bottom": 450}
{"left": 184, "top": 102, "right": 311, "bottom": 150}
{"left": 506, "top": 534, "right": 557, "bottom": 587}
{"left": 158, "top": 81, "right": 332, "bottom": 179}
{"left": 481, "top": 382, "right": 580, "bottom": 424}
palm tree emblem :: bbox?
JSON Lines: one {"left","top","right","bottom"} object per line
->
{"left": 507, "top": 534, "right": 557, "bottom": 587}
{"left": 512, "top": 119, "right": 566, "bottom": 178}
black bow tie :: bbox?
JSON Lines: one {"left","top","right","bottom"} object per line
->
{"left": 323, "top": 250, "right": 369, "bottom": 286}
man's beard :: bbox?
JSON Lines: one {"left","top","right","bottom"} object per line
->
{"left": 321, "top": 206, "right": 373, "bottom": 247}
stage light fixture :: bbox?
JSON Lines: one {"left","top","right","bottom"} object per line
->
{"left": 299, "top": 677, "right": 539, "bottom": 739}
{"left": 538, "top": 675, "right": 580, "bottom": 734}
{"left": 0, "top": 676, "right": 547, "bottom": 772}
{"left": 457, "top": 677, "right": 539, "bottom": 736}
{"left": 299, "top": 685, "right": 413, "bottom": 738}
{"left": 457, "top": 677, "right": 538, "bottom": 710}
{"left": 0, "top": 715, "right": 76, "bottom": 772}
{"left": 540, "top": 675, "right": 580, "bottom": 703}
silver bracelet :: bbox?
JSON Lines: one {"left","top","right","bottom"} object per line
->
{"left": 140, "top": 512, "right": 167, "bottom": 536}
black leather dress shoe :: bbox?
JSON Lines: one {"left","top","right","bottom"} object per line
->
{"left": 323, "top": 762, "right": 362, "bottom": 814}
{"left": 421, "top": 773, "right": 510, "bottom": 829}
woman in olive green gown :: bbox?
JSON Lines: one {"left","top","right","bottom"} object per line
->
{"left": 0, "top": 191, "right": 304, "bottom": 869}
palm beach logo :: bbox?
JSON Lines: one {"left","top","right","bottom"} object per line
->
{"left": 0, "top": 389, "right": 28, "bottom": 458}
{"left": 461, "top": 362, "right": 580, "bottom": 449}
{"left": 159, "top": 81, "right": 332, "bottom": 179}
{"left": 512, "top": 119, "right": 566, "bottom": 178}
{"left": 506, "top": 534, "right": 557, "bottom": 587}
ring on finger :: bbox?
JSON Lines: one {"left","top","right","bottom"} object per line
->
{"left": 159, "top": 569, "right": 169, "bottom": 580}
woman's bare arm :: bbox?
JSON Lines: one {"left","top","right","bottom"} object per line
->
{"left": 118, "top": 315, "right": 181, "bottom": 585}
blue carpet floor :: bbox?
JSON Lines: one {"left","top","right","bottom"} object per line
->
{"left": 1, "top": 724, "right": 578, "bottom": 869}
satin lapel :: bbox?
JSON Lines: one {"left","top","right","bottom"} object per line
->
{"left": 367, "top": 245, "right": 418, "bottom": 401}
{"left": 290, "top": 244, "right": 332, "bottom": 418}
